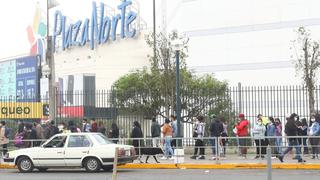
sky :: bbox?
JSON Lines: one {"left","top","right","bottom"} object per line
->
{"left": 1, "top": 0, "right": 320, "bottom": 86}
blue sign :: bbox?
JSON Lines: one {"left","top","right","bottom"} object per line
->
{"left": 53, "top": 0, "right": 137, "bottom": 51}
{"left": 16, "top": 56, "right": 39, "bottom": 102}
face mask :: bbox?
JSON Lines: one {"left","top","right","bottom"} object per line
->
{"left": 258, "top": 122, "right": 262, "bottom": 125}
{"left": 311, "top": 118, "right": 316, "bottom": 122}
{"left": 275, "top": 122, "right": 280, "bottom": 125}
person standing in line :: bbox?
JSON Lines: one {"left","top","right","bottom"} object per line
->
{"left": 82, "top": 119, "right": 91, "bottom": 132}
{"left": 161, "top": 118, "right": 174, "bottom": 160}
{"left": 252, "top": 118, "right": 266, "bottom": 159}
{"left": 236, "top": 113, "right": 249, "bottom": 159}
{"left": 90, "top": 118, "right": 98, "bottom": 132}
{"left": 191, "top": 116, "right": 206, "bottom": 160}
{"left": 267, "top": 117, "right": 277, "bottom": 158}
{"left": 293, "top": 113, "right": 303, "bottom": 158}
{"left": 209, "top": 115, "right": 223, "bottom": 160}
{"left": 109, "top": 122, "right": 120, "bottom": 144}
{"left": 170, "top": 115, "right": 177, "bottom": 150}
{"left": 151, "top": 117, "right": 161, "bottom": 147}
{"left": 131, "top": 121, "right": 144, "bottom": 163}
{"left": 300, "top": 118, "right": 309, "bottom": 156}
{"left": 34, "top": 121, "right": 45, "bottom": 146}
{"left": 97, "top": 121, "right": 106, "bottom": 135}
{"left": 274, "top": 118, "right": 283, "bottom": 156}
{"left": 220, "top": 119, "right": 229, "bottom": 158}
{"left": 24, "top": 123, "right": 37, "bottom": 148}
{"left": 0, "top": 121, "right": 9, "bottom": 156}
{"left": 278, "top": 114, "right": 306, "bottom": 163}
{"left": 308, "top": 113, "right": 320, "bottom": 159}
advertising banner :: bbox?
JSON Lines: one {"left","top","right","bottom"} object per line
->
{"left": 16, "top": 56, "right": 39, "bottom": 102}
{"left": 0, "top": 60, "right": 16, "bottom": 98}
{"left": 0, "top": 102, "right": 45, "bottom": 119}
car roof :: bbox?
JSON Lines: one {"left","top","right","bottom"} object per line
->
{"left": 55, "top": 132, "right": 102, "bottom": 136}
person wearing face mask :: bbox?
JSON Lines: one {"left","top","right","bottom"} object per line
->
{"left": 252, "top": 118, "right": 266, "bottom": 159}
{"left": 278, "top": 113, "right": 306, "bottom": 163}
{"left": 308, "top": 113, "right": 320, "bottom": 159}
{"left": 274, "top": 118, "right": 283, "bottom": 156}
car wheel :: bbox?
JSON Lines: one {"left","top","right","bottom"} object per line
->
{"left": 84, "top": 157, "right": 101, "bottom": 172}
{"left": 17, "top": 157, "right": 34, "bottom": 173}
{"left": 102, "top": 165, "right": 113, "bottom": 171}
{"left": 37, "top": 168, "right": 48, "bottom": 172}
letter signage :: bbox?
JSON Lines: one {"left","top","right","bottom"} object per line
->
{"left": 53, "top": 0, "right": 137, "bottom": 51}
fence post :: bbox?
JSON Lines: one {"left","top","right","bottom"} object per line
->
{"left": 216, "top": 137, "right": 220, "bottom": 164}
{"left": 238, "top": 82, "right": 242, "bottom": 113}
{"left": 267, "top": 147, "right": 272, "bottom": 180}
{"left": 112, "top": 147, "right": 119, "bottom": 180}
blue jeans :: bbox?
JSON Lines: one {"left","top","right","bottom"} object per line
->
{"left": 210, "top": 138, "right": 218, "bottom": 156}
{"left": 165, "top": 136, "right": 173, "bottom": 158}
{"left": 281, "top": 138, "right": 302, "bottom": 160}
{"left": 275, "top": 137, "right": 282, "bottom": 154}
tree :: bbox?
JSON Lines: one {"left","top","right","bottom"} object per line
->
{"left": 292, "top": 27, "right": 320, "bottom": 114}
{"left": 112, "top": 31, "right": 231, "bottom": 122}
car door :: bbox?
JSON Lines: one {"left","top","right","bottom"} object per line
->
{"left": 36, "top": 135, "right": 67, "bottom": 167}
{"left": 64, "top": 135, "right": 92, "bottom": 167}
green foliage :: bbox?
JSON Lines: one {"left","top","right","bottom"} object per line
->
{"left": 112, "top": 31, "right": 231, "bottom": 122}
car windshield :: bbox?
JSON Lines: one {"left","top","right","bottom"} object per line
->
{"left": 92, "top": 134, "right": 114, "bottom": 145}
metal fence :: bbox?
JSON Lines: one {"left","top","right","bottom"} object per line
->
{"left": 1, "top": 84, "right": 320, "bottom": 139}
{"left": 1, "top": 136, "right": 319, "bottom": 164}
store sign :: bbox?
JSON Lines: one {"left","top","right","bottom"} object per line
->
{"left": 0, "top": 56, "right": 39, "bottom": 101}
{"left": 0, "top": 102, "right": 45, "bottom": 119}
{"left": 53, "top": 0, "right": 137, "bottom": 51}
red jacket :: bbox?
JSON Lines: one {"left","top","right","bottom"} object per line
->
{"left": 91, "top": 122, "right": 98, "bottom": 132}
{"left": 236, "top": 119, "right": 249, "bottom": 137}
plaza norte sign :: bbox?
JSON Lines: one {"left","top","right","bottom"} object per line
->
{"left": 0, "top": 102, "right": 46, "bottom": 119}
{"left": 53, "top": 0, "right": 137, "bottom": 51}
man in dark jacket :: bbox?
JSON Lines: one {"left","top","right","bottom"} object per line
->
{"left": 278, "top": 114, "right": 306, "bottom": 163}
{"left": 151, "top": 118, "right": 161, "bottom": 147}
{"left": 209, "top": 116, "right": 224, "bottom": 159}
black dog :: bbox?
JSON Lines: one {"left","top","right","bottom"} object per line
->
{"left": 138, "top": 147, "right": 164, "bottom": 163}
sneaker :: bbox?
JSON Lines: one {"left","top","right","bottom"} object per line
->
{"left": 198, "top": 156, "right": 205, "bottom": 160}
{"left": 292, "top": 156, "right": 298, "bottom": 160}
{"left": 311, "top": 156, "right": 315, "bottom": 159}
{"left": 278, "top": 156, "right": 284, "bottom": 163}
{"left": 169, "top": 157, "right": 175, "bottom": 160}
{"left": 211, "top": 156, "right": 216, "bottom": 160}
{"left": 298, "top": 159, "right": 306, "bottom": 163}
{"left": 254, "top": 155, "right": 259, "bottom": 159}
{"left": 190, "top": 155, "right": 197, "bottom": 159}
{"left": 271, "top": 156, "right": 276, "bottom": 160}
{"left": 160, "top": 156, "right": 167, "bottom": 160}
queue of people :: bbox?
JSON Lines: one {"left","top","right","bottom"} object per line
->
{"left": 0, "top": 118, "right": 120, "bottom": 157}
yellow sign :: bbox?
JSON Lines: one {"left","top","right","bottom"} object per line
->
{"left": 0, "top": 102, "right": 45, "bottom": 119}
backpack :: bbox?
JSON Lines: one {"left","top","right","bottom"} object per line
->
{"left": 4, "top": 127, "right": 13, "bottom": 139}
{"left": 13, "top": 132, "right": 25, "bottom": 147}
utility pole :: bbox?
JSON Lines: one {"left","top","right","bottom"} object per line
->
{"left": 47, "top": 0, "right": 56, "bottom": 123}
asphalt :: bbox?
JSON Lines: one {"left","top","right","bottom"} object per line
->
{"left": 1, "top": 169, "right": 320, "bottom": 180}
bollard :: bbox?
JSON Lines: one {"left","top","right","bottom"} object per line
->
{"left": 112, "top": 147, "right": 119, "bottom": 180}
{"left": 267, "top": 147, "right": 272, "bottom": 180}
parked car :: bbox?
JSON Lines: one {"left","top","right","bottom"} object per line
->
{"left": 4, "top": 133, "right": 136, "bottom": 173}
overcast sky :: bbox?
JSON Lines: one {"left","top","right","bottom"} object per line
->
{"left": 1, "top": 0, "right": 320, "bottom": 85}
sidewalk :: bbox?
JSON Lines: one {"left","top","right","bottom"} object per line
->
{"left": 2, "top": 154, "right": 319, "bottom": 170}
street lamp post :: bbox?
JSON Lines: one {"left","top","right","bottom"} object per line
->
{"left": 172, "top": 39, "right": 184, "bottom": 148}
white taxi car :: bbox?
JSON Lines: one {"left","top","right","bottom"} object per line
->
{"left": 4, "top": 133, "right": 136, "bottom": 173}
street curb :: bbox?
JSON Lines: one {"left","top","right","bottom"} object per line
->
{"left": 1, "top": 163, "right": 320, "bottom": 170}
{"left": 119, "top": 163, "right": 320, "bottom": 169}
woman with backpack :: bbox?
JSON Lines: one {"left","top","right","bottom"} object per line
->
{"left": 308, "top": 113, "right": 320, "bottom": 159}
{"left": 13, "top": 122, "right": 26, "bottom": 148}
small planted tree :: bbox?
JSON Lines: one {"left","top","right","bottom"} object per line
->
{"left": 292, "top": 27, "right": 320, "bottom": 114}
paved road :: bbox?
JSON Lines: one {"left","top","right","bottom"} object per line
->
{"left": 1, "top": 169, "right": 320, "bottom": 180}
